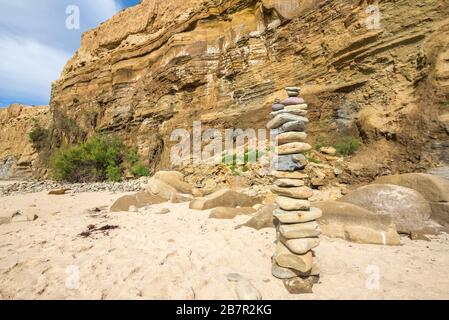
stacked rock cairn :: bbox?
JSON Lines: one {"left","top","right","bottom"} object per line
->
{"left": 268, "top": 86, "right": 322, "bottom": 294}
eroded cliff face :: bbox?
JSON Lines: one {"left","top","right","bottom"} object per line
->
{"left": 51, "top": 0, "right": 449, "bottom": 180}
{"left": 0, "top": 104, "right": 50, "bottom": 180}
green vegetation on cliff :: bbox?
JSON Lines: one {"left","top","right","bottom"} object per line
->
{"left": 50, "top": 135, "right": 149, "bottom": 183}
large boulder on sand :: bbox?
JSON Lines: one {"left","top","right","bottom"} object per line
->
{"left": 429, "top": 203, "right": 449, "bottom": 228}
{"left": 189, "top": 189, "right": 262, "bottom": 211}
{"left": 154, "top": 171, "right": 192, "bottom": 195}
{"left": 375, "top": 173, "right": 449, "bottom": 202}
{"left": 110, "top": 192, "right": 166, "bottom": 212}
{"left": 375, "top": 173, "right": 449, "bottom": 227}
{"left": 315, "top": 201, "right": 400, "bottom": 245}
{"left": 338, "top": 184, "right": 432, "bottom": 234}
{"left": 236, "top": 205, "right": 277, "bottom": 230}
{"left": 145, "top": 171, "right": 192, "bottom": 200}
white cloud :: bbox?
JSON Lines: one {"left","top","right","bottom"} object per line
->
{"left": 0, "top": 36, "right": 71, "bottom": 104}
{"left": 0, "top": 0, "right": 124, "bottom": 106}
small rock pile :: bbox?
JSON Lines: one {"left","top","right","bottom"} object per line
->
{"left": 0, "top": 177, "right": 150, "bottom": 197}
{"left": 268, "top": 86, "right": 321, "bottom": 294}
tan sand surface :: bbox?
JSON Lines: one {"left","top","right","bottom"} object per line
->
{"left": 0, "top": 191, "right": 448, "bottom": 300}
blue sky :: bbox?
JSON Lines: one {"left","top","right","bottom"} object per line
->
{"left": 0, "top": 0, "right": 141, "bottom": 107}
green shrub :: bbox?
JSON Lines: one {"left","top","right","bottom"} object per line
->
{"left": 29, "top": 124, "right": 49, "bottom": 151}
{"left": 51, "top": 135, "right": 146, "bottom": 183}
{"left": 335, "top": 136, "right": 360, "bottom": 156}
{"left": 106, "top": 166, "right": 122, "bottom": 182}
{"left": 131, "top": 163, "right": 150, "bottom": 177}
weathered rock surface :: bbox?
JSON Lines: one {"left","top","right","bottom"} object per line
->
{"left": 274, "top": 178, "right": 305, "bottom": 187}
{"left": 276, "top": 196, "right": 310, "bottom": 211}
{"left": 110, "top": 192, "right": 166, "bottom": 212}
{"left": 283, "top": 276, "right": 318, "bottom": 294}
{"left": 209, "top": 207, "right": 256, "bottom": 219}
{"left": 271, "top": 186, "right": 313, "bottom": 199}
{"left": 189, "top": 189, "right": 261, "bottom": 210}
{"left": 0, "top": 104, "right": 50, "bottom": 180}
{"left": 236, "top": 204, "right": 276, "bottom": 230}
{"left": 429, "top": 202, "right": 449, "bottom": 228}
{"left": 146, "top": 172, "right": 193, "bottom": 200}
{"left": 338, "top": 184, "right": 432, "bottom": 234}
{"left": 276, "top": 132, "right": 308, "bottom": 145}
{"left": 47, "top": 0, "right": 449, "bottom": 178}
{"left": 274, "top": 242, "right": 313, "bottom": 273}
{"left": 315, "top": 201, "right": 401, "bottom": 245}
{"left": 273, "top": 207, "right": 322, "bottom": 224}
{"left": 375, "top": 173, "right": 449, "bottom": 202}
{"left": 276, "top": 142, "right": 312, "bottom": 155}
{"left": 375, "top": 174, "right": 449, "bottom": 228}
{"left": 154, "top": 171, "right": 192, "bottom": 195}
{"left": 278, "top": 221, "right": 321, "bottom": 239}
{"left": 279, "top": 236, "right": 320, "bottom": 255}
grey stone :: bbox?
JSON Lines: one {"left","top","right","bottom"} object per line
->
{"left": 272, "top": 103, "right": 285, "bottom": 112}
{"left": 227, "top": 273, "right": 243, "bottom": 282}
{"left": 267, "top": 113, "right": 309, "bottom": 130}
{"left": 272, "top": 154, "right": 306, "bottom": 172}
{"left": 278, "top": 120, "right": 308, "bottom": 133}
{"left": 286, "top": 90, "right": 299, "bottom": 97}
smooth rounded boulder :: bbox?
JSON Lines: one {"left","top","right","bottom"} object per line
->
{"left": 338, "top": 184, "right": 432, "bottom": 234}
{"left": 375, "top": 173, "right": 449, "bottom": 202}
{"left": 315, "top": 200, "right": 401, "bottom": 245}
{"left": 189, "top": 189, "right": 262, "bottom": 210}
{"left": 154, "top": 171, "right": 192, "bottom": 195}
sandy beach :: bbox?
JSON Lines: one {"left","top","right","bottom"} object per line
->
{"left": 1, "top": 190, "right": 448, "bottom": 300}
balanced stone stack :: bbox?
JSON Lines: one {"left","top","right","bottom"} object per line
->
{"left": 268, "top": 86, "right": 322, "bottom": 294}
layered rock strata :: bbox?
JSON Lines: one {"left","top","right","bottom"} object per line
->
{"left": 0, "top": 104, "right": 50, "bottom": 180}
{"left": 49, "top": 0, "right": 449, "bottom": 178}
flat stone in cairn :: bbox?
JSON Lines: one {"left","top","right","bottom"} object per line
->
{"left": 272, "top": 256, "right": 321, "bottom": 280}
{"left": 267, "top": 113, "right": 309, "bottom": 130}
{"left": 272, "top": 99, "right": 284, "bottom": 112}
{"left": 285, "top": 86, "right": 301, "bottom": 92}
{"left": 276, "top": 196, "right": 310, "bottom": 211}
{"left": 278, "top": 120, "right": 308, "bottom": 133}
{"left": 276, "top": 132, "right": 308, "bottom": 145}
{"left": 281, "top": 97, "right": 305, "bottom": 106}
{"left": 275, "top": 242, "right": 313, "bottom": 273}
{"left": 271, "top": 186, "right": 314, "bottom": 199}
{"left": 273, "top": 207, "right": 323, "bottom": 224}
{"left": 280, "top": 236, "right": 320, "bottom": 255}
{"left": 284, "top": 104, "right": 307, "bottom": 111}
{"left": 286, "top": 90, "right": 300, "bottom": 97}
{"left": 272, "top": 171, "right": 308, "bottom": 180}
{"left": 271, "top": 108, "right": 307, "bottom": 117}
{"left": 283, "top": 277, "right": 318, "bottom": 294}
{"left": 278, "top": 221, "right": 321, "bottom": 239}
{"left": 274, "top": 179, "right": 305, "bottom": 187}
{"left": 272, "top": 154, "right": 306, "bottom": 172}
{"left": 276, "top": 142, "right": 312, "bottom": 155}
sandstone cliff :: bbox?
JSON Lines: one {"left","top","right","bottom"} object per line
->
{"left": 0, "top": 104, "right": 50, "bottom": 179}
{"left": 50, "top": 0, "right": 449, "bottom": 180}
